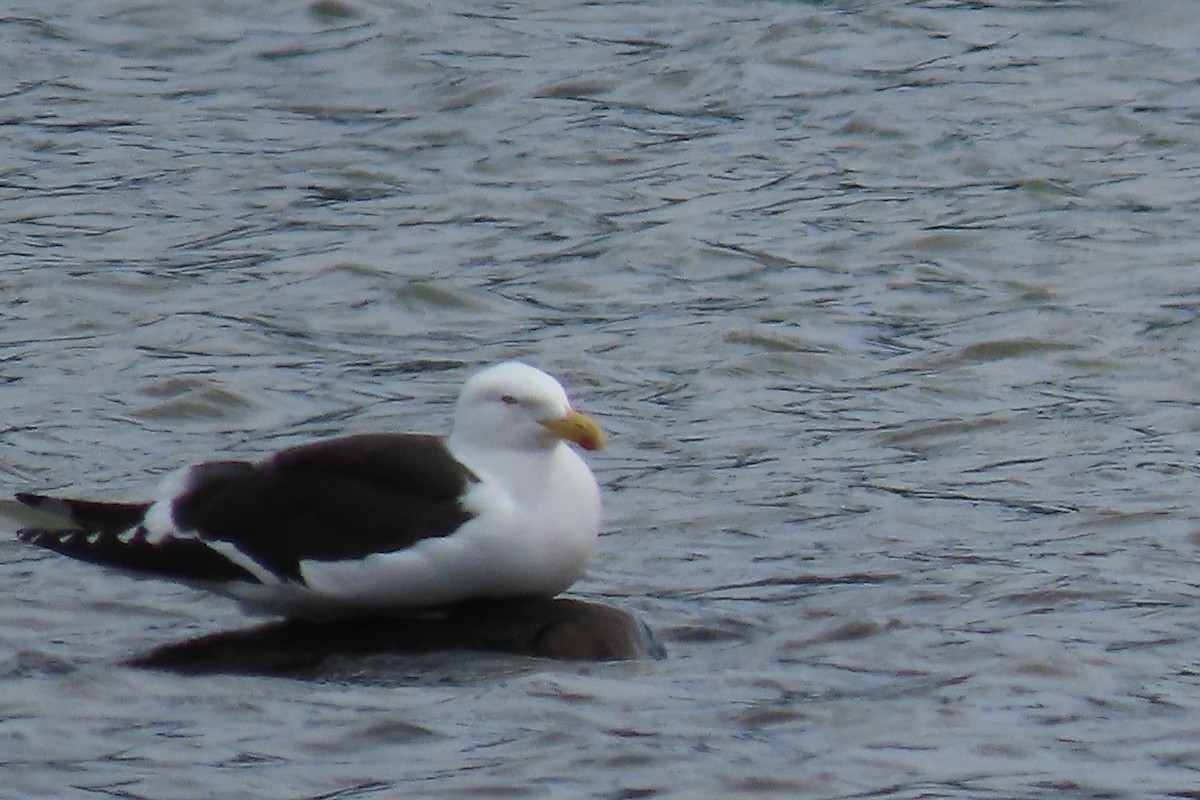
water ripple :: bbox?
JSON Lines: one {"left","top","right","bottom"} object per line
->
{"left": 4, "top": 0, "right": 1200, "bottom": 798}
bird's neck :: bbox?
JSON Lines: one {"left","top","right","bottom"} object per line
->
{"left": 450, "top": 439, "right": 567, "bottom": 502}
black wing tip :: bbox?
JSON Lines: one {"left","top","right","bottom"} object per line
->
{"left": 15, "top": 526, "right": 44, "bottom": 544}
{"left": 15, "top": 492, "right": 47, "bottom": 509}
{"left": 17, "top": 526, "right": 91, "bottom": 549}
{"left": 14, "top": 492, "right": 153, "bottom": 532}
{"left": 17, "top": 523, "right": 261, "bottom": 584}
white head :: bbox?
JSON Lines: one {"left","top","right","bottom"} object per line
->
{"left": 450, "top": 362, "right": 604, "bottom": 455}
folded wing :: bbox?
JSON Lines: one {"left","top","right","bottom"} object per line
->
{"left": 17, "top": 434, "right": 479, "bottom": 586}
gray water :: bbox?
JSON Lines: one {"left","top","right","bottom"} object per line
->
{"left": 4, "top": 0, "right": 1200, "bottom": 797}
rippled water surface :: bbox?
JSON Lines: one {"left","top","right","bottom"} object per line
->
{"left": 5, "top": 1, "right": 1200, "bottom": 797}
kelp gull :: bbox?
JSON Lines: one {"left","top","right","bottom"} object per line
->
{"left": 15, "top": 361, "right": 604, "bottom": 619}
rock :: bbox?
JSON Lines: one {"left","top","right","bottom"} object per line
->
{"left": 128, "top": 598, "right": 663, "bottom": 675}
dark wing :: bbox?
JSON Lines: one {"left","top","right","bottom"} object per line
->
{"left": 169, "top": 433, "right": 479, "bottom": 581}
{"left": 16, "top": 434, "right": 479, "bottom": 586}
{"left": 15, "top": 493, "right": 258, "bottom": 582}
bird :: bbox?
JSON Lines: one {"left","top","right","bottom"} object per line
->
{"left": 15, "top": 361, "right": 604, "bottom": 620}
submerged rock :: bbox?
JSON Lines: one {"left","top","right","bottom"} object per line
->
{"left": 129, "top": 598, "right": 663, "bottom": 675}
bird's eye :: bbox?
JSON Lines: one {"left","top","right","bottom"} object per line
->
{"left": 500, "top": 394, "right": 518, "bottom": 405}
